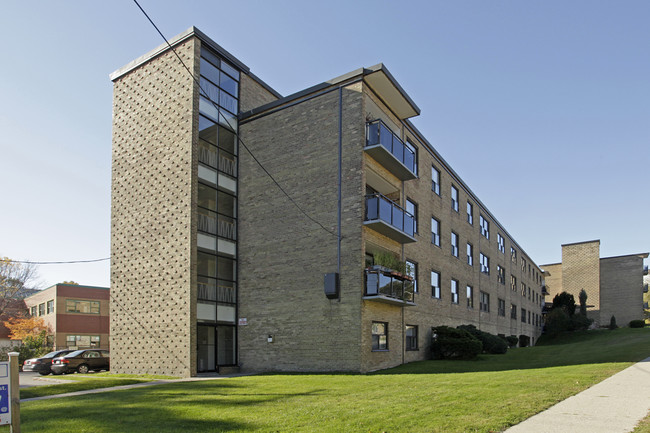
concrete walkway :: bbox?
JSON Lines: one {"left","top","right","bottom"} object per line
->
{"left": 505, "top": 357, "right": 650, "bottom": 433}
{"left": 21, "top": 373, "right": 253, "bottom": 402}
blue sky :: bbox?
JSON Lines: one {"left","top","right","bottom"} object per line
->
{"left": 1, "top": 1, "right": 648, "bottom": 288}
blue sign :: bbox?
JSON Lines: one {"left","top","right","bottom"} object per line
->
{"left": 0, "top": 385, "right": 7, "bottom": 414}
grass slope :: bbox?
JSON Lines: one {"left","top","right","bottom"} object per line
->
{"left": 6, "top": 328, "right": 650, "bottom": 433}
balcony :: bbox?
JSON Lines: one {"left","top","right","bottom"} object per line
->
{"left": 364, "top": 193, "right": 416, "bottom": 243}
{"left": 365, "top": 120, "right": 417, "bottom": 181}
{"left": 364, "top": 267, "right": 415, "bottom": 306}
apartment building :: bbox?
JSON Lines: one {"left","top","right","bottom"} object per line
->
{"left": 24, "top": 284, "right": 110, "bottom": 350}
{"left": 541, "top": 240, "right": 648, "bottom": 327}
{"left": 110, "top": 27, "right": 544, "bottom": 376}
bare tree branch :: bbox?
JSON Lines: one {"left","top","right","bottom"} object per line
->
{"left": 0, "top": 257, "right": 40, "bottom": 317}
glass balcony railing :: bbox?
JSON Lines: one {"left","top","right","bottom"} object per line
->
{"left": 364, "top": 267, "right": 414, "bottom": 305}
{"left": 366, "top": 120, "right": 417, "bottom": 180}
{"left": 364, "top": 193, "right": 415, "bottom": 243}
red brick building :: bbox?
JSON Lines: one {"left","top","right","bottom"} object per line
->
{"left": 24, "top": 284, "right": 109, "bottom": 350}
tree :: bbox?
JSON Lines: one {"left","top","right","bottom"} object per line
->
{"left": 578, "top": 289, "right": 588, "bottom": 316}
{"left": 552, "top": 292, "right": 576, "bottom": 316}
{"left": 3, "top": 315, "right": 51, "bottom": 360}
{"left": 62, "top": 281, "right": 79, "bottom": 285}
{"left": 0, "top": 257, "right": 39, "bottom": 317}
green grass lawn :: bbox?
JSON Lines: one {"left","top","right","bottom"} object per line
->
{"left": 6, "top": 328, "right": 650, "bottom": 433}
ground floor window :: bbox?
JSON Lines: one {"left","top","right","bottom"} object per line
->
{"left": 66, "top": 335, "right": 100, "bottom": 348}
{"left": 406, "top": 325, "right": 418, "bottom": 351}
{"left": 372, "top": 322, "right": 388, "bottom": 351}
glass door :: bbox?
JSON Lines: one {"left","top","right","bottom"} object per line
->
{"left": 197, "top": 325, "right": 216, "bottom": 372}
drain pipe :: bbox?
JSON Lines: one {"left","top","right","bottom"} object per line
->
{"left": 337, "top": 86, "right": 343, "bottom": 301}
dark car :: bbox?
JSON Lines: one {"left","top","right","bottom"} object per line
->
{"left": 51, "top": 349, "right": 110, "bottom": 374}
{"left": 23, "top": 349, "right": 76, "bottom": 375}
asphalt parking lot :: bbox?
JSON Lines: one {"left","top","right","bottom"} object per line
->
{"left": 19, "top": 371, "right": 67, "bottom": 388}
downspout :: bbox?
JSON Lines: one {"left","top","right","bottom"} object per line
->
{"left": 337, "top": 86, "right": 343, "bottom": 301}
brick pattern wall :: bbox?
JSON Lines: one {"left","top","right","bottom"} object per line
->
{"left": 561, "top": 241, "right": 600, "bottom": 323}
{"left": 110, "top": 37, "right": 199, "bottom": 377}
{"left": 600, "top": 256, "right": 645, "bottom": 326}
{"left": 239, "top": 74, "right": 279, "bottom": 113}
{"left": 238, "top": 83, "right": 365, "bottom": 372}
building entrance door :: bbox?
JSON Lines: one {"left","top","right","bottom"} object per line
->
{"left": 198, "top": 324, "right": 236, "bottom": 372}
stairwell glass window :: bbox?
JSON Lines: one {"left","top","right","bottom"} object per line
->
{"left": 431, "top": 166, "right": 440, "bottom": 195}
{"left": 480, "top": 215, "right": 489, "bottom": 239}
{"left": 451, "top": 232, "right": 459, "bottom": 257}
{"left": 431, "top": 271, "right": 441, "bottom": 299}
{"left": 451, "top": 185, "right": 459, "bottom": 212}
{"left": 431, "top": 217, "right": 440, "bottom": 246}
{"left": 372, "top": 322, "right": 388, "bottom": 351}
{"left": 480, "top": 253, "right": 490, "bottom": 275}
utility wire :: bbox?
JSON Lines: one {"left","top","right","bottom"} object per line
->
{"left": 11, "top": 258, "right": 110, "bottom": 265}
{"left": 132, "top": 0, "right": 338, "bottom": 238}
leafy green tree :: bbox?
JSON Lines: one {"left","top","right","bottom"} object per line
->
{"left": 578, "top": 289, "right": 588, "bottom": 316}
{"left": 552, "top": 292, "right": 576, "bottom": 316}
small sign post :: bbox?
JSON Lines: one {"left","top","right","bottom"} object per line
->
{"left": 1, "top": 352, "right": 20, "bottom": 433}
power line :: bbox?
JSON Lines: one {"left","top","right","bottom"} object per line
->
{"left": 132, "top": 0, "right": 338, "bottom": 238}
{"left": 11, "top": 258, "right": 110, "bottom": 265}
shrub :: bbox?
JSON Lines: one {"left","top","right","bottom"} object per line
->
{"left": 552, "top": 292, "right": 576, "bottom": 316}
{"left": 506, "top": 335, "right": 519, "bottom": 348}
{"left": 609, "top": 315, "right": 618, "bottom": 330}
{"left": 457, "top": 325, "right": 508, "bottom": 355}
{"left": 629, "top": 319, "right": 645, "bottom": 328}
{"left": 570, "top": 313, "right": 592, "bottom": 331}
{"left": 431, "top": 326, "right": 482, "bottom": 360}
{"left": 544, "top": 308, "right": 571, "bottom": 336}
{"left": 519, "top": 334, "right": 530, "bottom": 347}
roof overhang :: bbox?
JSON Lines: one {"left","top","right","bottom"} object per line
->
{"left": 363, "top": 64, "right": 420, "bottom": 120}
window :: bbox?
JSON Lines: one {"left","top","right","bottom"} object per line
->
{"left": 66, "top": 300, "right": 100, "bottom": 314}
{"left": 511, "top": 275, "right": 517, "bottom": 291}
{"left": 451, "top": 185, "right": 459, "bottom": 212}
{"left": 431, "top": 217, "right": 440, "bottom": 246}
{"left": 47, "top": 300, "right": 54, "bottom": 314}
{"left": 431, "top": 166, "right": 440, "bottom": 195}
{"left": 406, "top": 325, "right": 418, "bottom": 351}
{"left": 528, "top": 286, "right": 531, "bottom": 300}
{"left": 451, "top": 279, "right": 459, "bottom": 304}
{"left": 479, "top": 215, "right": 489, "bottom": 239}
{"left": 38, "top": 303, "right": 45, "bottom": 316}
{"left": 497, "top": 265, "right": 505, "bottom": 284}
{"left": 498, "top": 298, "right": 506, "bottom": 316}
{"left": 431, "top": 271, "right": 441, "bottom": 299}
{"left": 521, "top": 308, "right": 526, "bottom": 323}
{"left": 511, "top": 247, "right": 517, "bottom": 264}
{"left": 528, "top": 310, "right": 531, "bottom": 324}
{"left": 451, "top": 232, "right": 459, "bottom": 257}
{"left": 66, "top": 335, "right": 100, "bottom": 348}
{"left": 372, "top": 322, "right": 388, "bottom": 351}
{"left": 480, "top": 253, "right": 490, "bottom": 275}
{"left": 480, "top": 291, "right": 490, "bottom": 312}
{"left": 467, "top": 243, "right": 473, "bottom": 266}
{"left": 511, "top": 304, "right": 517, "bottom": 320}
{"left": 406, "top": 199, "right": 418, "bottom": 234}
{"left": 521, "top": 282, "right": 526, "bottom": 296}
{"left": 30, "top": 306, "right": 36, "bottom": 317}
{"left": 466, "top": 285, "right": 474, "bottom": 308}
{"left": 406, "top": 260, "right": 417, "bottom": 293}
{"left": 467, "top": 201, "right": 473, "bottom": 225}
{"left": 521, "top": 257, "right": 527, "bottom": 272}
{"left": 497, "top": 234, "right": 505, "bottom": 253}
{"left": 405, "top": 140, "right": 418, "bottom": 175}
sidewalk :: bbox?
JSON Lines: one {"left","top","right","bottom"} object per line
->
{"left": 505, "top": 357, "right": 650, "bottom": 433}
{"left": 21, "top": 373, "right": 253, "bottom": 402}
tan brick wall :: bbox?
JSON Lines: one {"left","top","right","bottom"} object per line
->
{"left": 110, "top": 37, "right": 199, "bottom": 377}
{"left": 561, "top": 241, "right": 601, "bottom": 323}
{"left": 239, "top": 74, "right": 279, "bottom": 113}
{"left": 238, "top": 83, "right": 365, "bottom": 372}
{"left": 600, "top": 255, "right": 645, "bottom": 326}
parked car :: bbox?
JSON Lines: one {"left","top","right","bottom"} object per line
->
{"left": 23, "top": 349, "right": 76, "bottom": 375}
{"left": 51, "top": 349, "right": 110, "bottom": 374}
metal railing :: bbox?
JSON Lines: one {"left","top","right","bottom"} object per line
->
{"left": 199, "top": 142, "right": 237, "bottom": 177}
{"left": 366, "top": 120, "right": 416, "bottom": 175}
{"left": 198, "top": 212, "right": 236, "bottom": 240}
{"left": 198, "top": 280, "right": 236, "bottom": 304}
{"left": 365, "top": 268, "right": 414, "bottom": 303}
{"left": 365, "top": 193, "right": 414, "bottom": 237}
